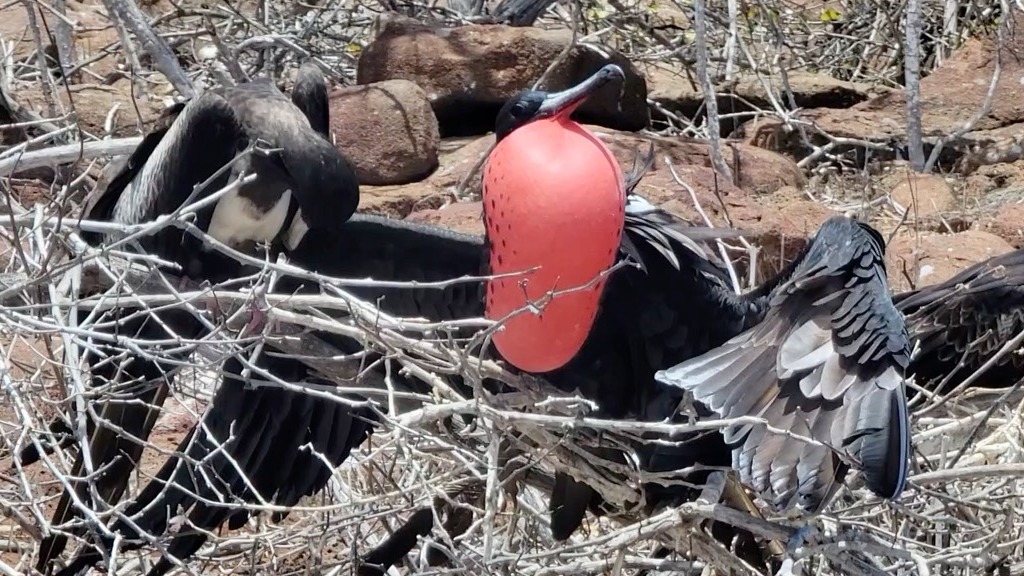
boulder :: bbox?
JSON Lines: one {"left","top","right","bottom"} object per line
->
{"left": 792, "top": 19, "right": 1024, "bottom": 172}
{"left": 888, "top": 172, "right": 955, "bottom": 218}
{"left": 984, "top": 203, "right": 1024, "bottom": 249}
{"left": 356, "top": 14, "right": 649, "bottom": 136}
{"left": 329, "top": 79, "right": 441, "bottom": 185}
{"left": 886, "top": 230, "right": 1014, "bottom": 293}
{"left": 405, "top": 201, "right": 484, "bottom": 235}
{"left": 646, "top": 63, "right": 884, "bottom": 117}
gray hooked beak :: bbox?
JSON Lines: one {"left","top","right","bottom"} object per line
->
{"left": 536, "top": 64, "right": 626, "bottom": 119}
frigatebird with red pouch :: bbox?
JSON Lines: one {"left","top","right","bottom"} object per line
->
{"left": 47, "top": 64, "right": 911, "bottom": 576}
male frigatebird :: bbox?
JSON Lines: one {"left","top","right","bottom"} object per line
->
{"left": 45, "top": 64, "right": 753, "bottom": 576}
{"left": 32, "top": 61, "right": 359, "bottom": 574}
{"left": 48, "top": 64, "right": 911, "bottom": 576}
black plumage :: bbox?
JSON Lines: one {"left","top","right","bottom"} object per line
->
{"left": 50, "top": 152, "right": 757, "bottom": 576}
{"left": 47, "top": 67, "right": 913, "bottom": 576}
{"left": 32, "top": 61, "right": 357, "bottom": 575}
{"left": 657, "top": 217, "right": 912, "bottom": 513}
{"left": 894, "top": 248, "right": 1024, "bottom": 394}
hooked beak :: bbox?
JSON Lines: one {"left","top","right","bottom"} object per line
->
{"left": 536, "top": 64, "right": 626, "bottom": 119}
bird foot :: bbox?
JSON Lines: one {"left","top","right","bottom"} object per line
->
{"left": 239, "top": 302, "right": 267, "bottom": 338}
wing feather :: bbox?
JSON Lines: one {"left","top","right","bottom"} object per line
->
{"left": 656, "top": 216, "right": 912, "bottom": 513}
{"left": 896, "top": 248, "right": 1024, "bottom": 393}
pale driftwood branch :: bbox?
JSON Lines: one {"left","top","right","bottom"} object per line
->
{"left": 0, "top": 136, "right": 142, "bottom": 177}
{"left": 99, "top": 0, "right": 196, "bottom": 98}
{"left": 903, "top": 0, "right": 925, "bottom": 171}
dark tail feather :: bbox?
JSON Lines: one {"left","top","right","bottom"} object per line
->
{"left": 549, "top": 472, "right": 598, "bottom": 541}
{"left": 357, "top": 507, "right": 435, "bottom": 576}
{"left": 843, "top": 386, "right": 910, "bottom": 500}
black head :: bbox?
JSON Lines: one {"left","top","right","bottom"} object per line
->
{"left": 275, "top": 135, "right": 360, "bottom": 229}
{"left": 494, "top": 64, "right": 626, "bottom": 142}
{"left": 292, "top": 60, "right": 330, "bottom": 138}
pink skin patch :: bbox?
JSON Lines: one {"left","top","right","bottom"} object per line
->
{"left": 483, "top": 116, "right": 625, "bottom": 373}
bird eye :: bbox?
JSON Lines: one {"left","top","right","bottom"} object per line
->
{"left": 511, "top": 103, "right": 528, "bottom": 117}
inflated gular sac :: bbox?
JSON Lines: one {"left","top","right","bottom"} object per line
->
{"left": 483, "top": 117, "right": 625, "bottom": 373}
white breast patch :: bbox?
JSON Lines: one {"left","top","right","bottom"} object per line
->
{"left": 207, "top": 187, "right": 293, "bottom": 247}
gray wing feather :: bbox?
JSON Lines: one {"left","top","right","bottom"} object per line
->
{"left": 656, "top": 216, "right": 912, "bottom": 513}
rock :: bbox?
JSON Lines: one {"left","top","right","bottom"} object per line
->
{"left": 886, "top": 230, "right": 1014, "bottom": 293}
{"left": 793, "top": 19, "right": 1024, "bottom": 171}
{"left": 428, "top": 135, "right": 496, "bottom": 192}
{"left": 360, "top": 182, "right": 446, "bottom": 217}
{"left": 984, "top": 204, "right": 1024, "bottom": 248}
{"left": 731, "top": 117, "right": 813, "bottom": 159}
{"left": 646, "top": 63, "right": 884, "bottom": 119}
{"left": 714, "top": 188, "right": 834, "bottom": 284}
{"left": 405, "top": 201, "right": 484, "bottom": 235}
{"left": 329, "top": 79, "right": 441, "bottom": 185}
{"left": 356, "top": 15, "right": 649, "bottom": 136}
{"left": 889, "top": 172, "right": 955, "bottom": 218}
{"left": 594, "top": 129, "right": 807, "bottom": 195}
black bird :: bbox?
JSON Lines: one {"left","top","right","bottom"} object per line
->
{"left": 368, "top": 216, "right": 916, "bottom": 572}
{"left": 894, "top": 247, "right": 1024, "bottom": 395}
{"left": 32, "top": 61, "right": 358, "bottom": 574}
{"left": 48, "top": 65, "right": 909, "bottom": 576}
{"left": 47, "top": 65, "right": 756, "bottom": 576}
{"left": 655, "top": 216, "right": 912, "bottom": 513}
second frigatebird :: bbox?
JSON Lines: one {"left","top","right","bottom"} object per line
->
{"left": 32, "top": 61, "right": 359, "bottom": 574}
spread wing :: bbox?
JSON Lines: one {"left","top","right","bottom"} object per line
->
{"left": 894, "top": 248, "right": 1024, "bottom": 393}
{"left": 53, "top": 215, "right": 490, "bottom": 576}
{"left": 656, "top": 216, "right": 912, "bottom": 513}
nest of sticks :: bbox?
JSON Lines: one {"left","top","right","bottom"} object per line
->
{"left": 0, "top": 174, "right": 1016, "bottom": 576}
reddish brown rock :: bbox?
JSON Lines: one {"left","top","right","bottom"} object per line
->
{"left": 985, "top": 204, "right": 1024, "bottom": 248}
{"left": 745, "top": 19, "right": 1024, "bottom": 172}
{"left": 356, "top": 15, "right": 649, "bottom": 135}
{"left": 886, "top": 230, "right": 1014, "bottom": 293}
{"left": 646, "top": 63, "right": 884, "bottom": 115}
{"left": 889, "top": 172, "right": 955, "bottom": 218}
{"left": 405, "top": 201, "right": 484, "bottom": 236}
{"left": 594, "top": 130, "right": 807, "bottom": 195}
{"left": 806, "top": 21, "right": 1024, "bottom": 139}
{"left": 329, "top": 79, "right": 440, "bottom": 186}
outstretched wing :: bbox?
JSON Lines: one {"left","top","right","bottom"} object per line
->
{"left": 894, "top": 248, "right": 1024, "bottom": 393}
{"left": 53, "top": 215, "right": 490, "bottom": 576}
{"left": 656, "top": 216, "right": 912, "bottom": 513}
